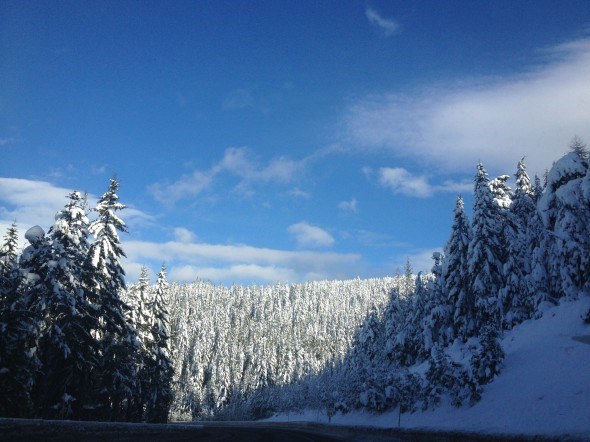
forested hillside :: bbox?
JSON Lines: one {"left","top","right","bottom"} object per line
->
{"left": 1, "top": 143, "right": 589, "bottom": 424}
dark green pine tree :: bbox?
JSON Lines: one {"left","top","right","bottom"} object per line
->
{"left": 0, "top": 223, "right": 40, "bottom": 417}
{"left": 145, "top": 264, "right": 174, "bottom": 423}
{"left": 33, "top": 191, "right": 101, "bottom": 419}
{"left": 87, "top": 178, "right": 139, "bottom": 421}
{"left": 467, "top": 163, "right": 505, "bottom": 332}
{"left": 442, "top": 196, "right": 473, "bottom": 341}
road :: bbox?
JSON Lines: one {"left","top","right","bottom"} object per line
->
{"left": 0, "top": 418, "right": 575, "bottom": 441}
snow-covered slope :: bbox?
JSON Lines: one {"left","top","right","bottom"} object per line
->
{"left": 268, "top": 297, "right": 590, "bottom": 438}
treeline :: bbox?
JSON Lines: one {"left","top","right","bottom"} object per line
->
{"left": 160, "top": 276, "right": 409, "bottom": 419}
{"left": 0, "top": 179, "right": 173, "bottom": 422}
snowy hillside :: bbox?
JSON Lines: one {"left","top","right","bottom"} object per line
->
{"left": 268, "top": 297, "right": 590, "bottom": 438}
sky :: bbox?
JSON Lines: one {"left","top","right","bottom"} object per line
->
{"left": 1, "top": 0, "right": 590, "bottom": 285}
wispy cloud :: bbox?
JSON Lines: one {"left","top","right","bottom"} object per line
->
{"left": 377, "top": 167, "right": 471, "bottom": 198}
{"left": 168, "top": 264, "right": 297, "bottom": 284}
{"left": 0, "top": 137, "right": 16, "bottom": 146}
{"left": 365, "top": 7, "right": 400, "bottom": 37}
{"left": 288, "top": 187, "right": 311, "bottom": 199}
{"left": 149, "top": 147, "right": 306, "bottom": 204}
{"left": 222, "top": 88, "right": 257, "bottom": 111}
{"left": 124, "top": 238, "right": 360, "bottom": 283}
{"left": 344, "top": 37, "right": 590, "bottom": 176}
{"left": 338, "top": 198, "right": 358, "bottom": 212}
{"left": 173, "top": 227, "right": 197, "bottom": 243}
{"left": 288, "top": 221, "right": 335, "bottom": 249}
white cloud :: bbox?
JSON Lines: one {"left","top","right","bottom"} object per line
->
{"left": 173, "top": 227, "right": 197, "bottom": 243}
{"left": 149, "top": 147, "right": 306, "bottom": 204}
{"left": 124, "top": 239, "right": 360, "bottom": 283}
{"left": 149, "top": 170, "right": 214, "bottom": 205}
{"left": 0, "top": 178, "right": 78, "bottom": 234}
{"left": 379, "top": 167, "right": 432, "bottom": 197}
{"left": 338, "top": 198, "right": 358, "bottom": 212}
{"left": 377, "top": 167, "right": 471, "bottom": 198}
{"left": 169, "top": 264, "right": 298, "bottom": 284}
{"left": 287, "top": 221, "right": 335, "bottom": 249}
{"left": 344, "top": 37, "right": 590, "bottom": 177}
{"left": 366, "top": 7, "right": 400, "bottom": 36}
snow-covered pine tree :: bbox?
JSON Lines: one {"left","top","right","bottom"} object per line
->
{"left": 471, "top": 323, "right": 504, "bottom": 385}
{"left": 125, "top": 266, "right": 153, "bottom": 421}
{"left": 393, "top": 273, "right": 429, "bottom": 366}
{"left": 33, "top": 191, "right": 101, "bottom": 419}
{"left": 500, "top": 159, "right": 537, "bottom": 327}
{"left": 422, "top": 252, "right": 452, "bottom": 351}
{"left": 0, "top": 223, "right": 40, "bottom": 417}
{"left": 442, "top": 196, "right": 473, "bottom": 341}
{"left": 401, "top": 257, "right": 414, "bottom": 298}
{"left": 467, "top": 163, "right": 504, "bottom": 332}
{"left": 16, "top": 226, "right": 54, "bottom": 417}
{"left": 87, "top": 178, "right": 139, "bottom": 421}
{"left": 145, "top": 264, "right": 174, "bottom": 423}
{"left": 538, "top": 145, "right": 590, "bottom": 298}
{"left": 570, "top": 135, "right": 589, "bottom": 162}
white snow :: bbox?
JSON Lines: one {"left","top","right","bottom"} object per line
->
{"left": 24, "top": 225, "right": 45, "bottom": 244}
{"left": 266, "top": 297, "right": 590, "bottom": 438}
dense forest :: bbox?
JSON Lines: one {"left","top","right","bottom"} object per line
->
{"left": 1, "top": 141, "right": 589, "bottom": 423}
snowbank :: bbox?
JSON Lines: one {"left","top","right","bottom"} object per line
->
{"left": 267, "top": 297, "right": 590, "bottom": 438}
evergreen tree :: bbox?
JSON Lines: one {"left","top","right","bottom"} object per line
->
{"left": 569, "top": 135, "right": 589, "bottom": 162}
{"left": 442, "top": 196, "right": 473, "bottom": 341}
{"left": 0, "top": 224, "right": 40, "bottom": 417}
{"left": 471, "top": 324, "right": 504, "bottom": 385}
{"left": 539, "top": 150, "right": 590, "bottom": 297}
{"left": 467, "top": 163, "right": 504, "bottom": 332}
{"left": 393, "top": 273, "right": 429, "bottom": 366}
{"left": 422, "top": 252, "right": 452, "bottom": 351}
{"left": 145, "top": 264, "right": 174, "bottom": 423}
{"left": 16, "top": 226, "right": 54, "bottom": 417}
{"left": 33, "top": 192, "right": 101, "bottom": 419}
{"left": 125, "top": 266, "right": 152, "bottom": 421}
{"left": 500, "top": 159, "right": 537, "bottom": 326}
{"left": 87, "top": 178, "right": 139, "bottom": 420}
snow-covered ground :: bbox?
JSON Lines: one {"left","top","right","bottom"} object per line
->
{"left": 266, "top": 297, "right": 590, "bottom": 439}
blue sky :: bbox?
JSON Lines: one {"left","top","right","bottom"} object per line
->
{"left": 1, "top": 0, "right": 590, "bottom": 284}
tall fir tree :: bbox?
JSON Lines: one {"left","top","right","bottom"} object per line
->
{"left": 87, "top": 178, "right": 139, "bottom": 420}
{"left": 422, "top": 252, "right": 452, "bottom": 351}
{"left": 500, "top": 159, "right": 537, "bottom": 326}
{"left": 33, "top": 191, "right": 101, "bottom": 419}
{"left": 442, "top": 196, "right": 473, "bottom": 341}
{"left": 145, "top": 264, "right": 174, "bottom": 423}
{"left": 125, "top": 266, "right": 152, "bottom": 421}
{"left": 467, "top": 163, "right": 504, "bottom": 332}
